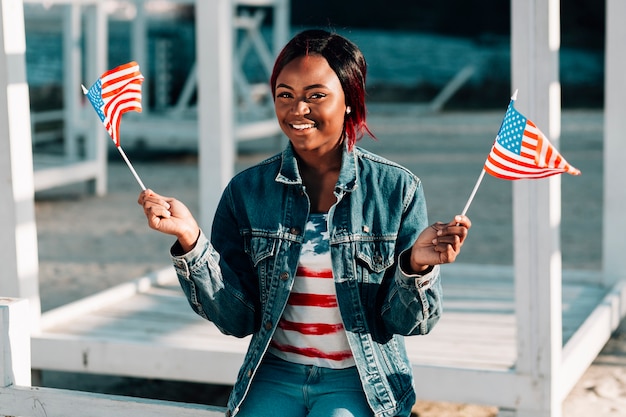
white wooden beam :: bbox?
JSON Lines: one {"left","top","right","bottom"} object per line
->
{"left": 62, "top": 2, "right": 81, "bottom": 160}
{"left": 196, "top": 0, "right": 235, "bottom": 229}
{"left": 511, "top": 0, "right": 563, "bottom": 416}
{"left": 0, "top": 0, "right": 41, "bottom": 330}
{"left": 272, "top": 0, "right": 289, "bottom": 55}
{"left": 132, "top": 0, "right": 149, "bottom": 115}
{"left": 602, "top": 0, "right": 626, "bottom": 284}
{"left": 0, "top": 298, "right": 31, "bottom": 387}
{"left": 0, "top": 386, "right": 226, "bottom": 417}
{"left": 83, "top": 2, "right": 108, "bottom": 195}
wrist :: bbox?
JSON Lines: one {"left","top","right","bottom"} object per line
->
{"left": 178, "top": 227, "right": 201, "bottom": 253}
{"left": 400, "top": 250, "right": 431, "bottom": 275}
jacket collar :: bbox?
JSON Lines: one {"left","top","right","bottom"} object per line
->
{"left": 275, "top": 143, "right": 359, "bottom": 193}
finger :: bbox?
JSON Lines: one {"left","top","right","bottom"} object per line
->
{"left": 143, "top": 194, "right": 172, "bottom": 211}
{"left": 145, "top": 203, "right": 171, "bottom": 219}
{"left": 452, "top": 215, "right": 471, "bottom": 229}
{"left": 432, "top": 240, "right": 460, "bottom": 263}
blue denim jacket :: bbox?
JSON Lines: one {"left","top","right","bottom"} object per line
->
{"left": 170, "top": 143, "right": 442, "bottom": 417}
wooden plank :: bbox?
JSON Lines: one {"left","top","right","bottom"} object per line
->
{"left": 31, "top": 334, "right": 245, "bottom": 385}
{"left": 39, "top": 267, "right": 176, "bottom": 330}
{"left": 0, "top": 385, "right": 225, "bottom": 417}
{"left": 559, "top": 280, "right": 626, "bottom": 401}
{"left": 34, "top": 266, "right": 611, "bottom": 382}
{"left": 33, "top": 160, "right": 102, "bottom": 192}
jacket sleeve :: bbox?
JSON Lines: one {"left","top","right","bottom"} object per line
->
{"left": 379, "top": 177, "right": 444, "bottom": 336}
{"left": 170, "top": 184, "right": 261, "bottom": 338}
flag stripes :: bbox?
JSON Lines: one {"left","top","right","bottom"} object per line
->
{"left": 84, "top": 61, "right": 144, "bottom": 147}
{"left": 484, "top": 101, "right": 580, "bottom": 180}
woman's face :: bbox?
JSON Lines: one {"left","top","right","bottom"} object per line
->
{"left": 274, "top": 54, "right": 347, "bottom": 156}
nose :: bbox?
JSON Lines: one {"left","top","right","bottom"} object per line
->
{"left": 292, "top": 99, "right": 310, "bottom": 115}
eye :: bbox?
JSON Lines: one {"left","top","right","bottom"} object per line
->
{"left": 275, "top": 91, "right": 293, "bottom": 99}
{"left": 308, "top": 92, "right": 326, "bottom": 100}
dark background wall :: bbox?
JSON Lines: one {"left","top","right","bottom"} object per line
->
{"left": 286, "top": 1, "right": 605, "bottom": 108}
{"left": 290, "top": 0, "right": 605, "bottom": 50}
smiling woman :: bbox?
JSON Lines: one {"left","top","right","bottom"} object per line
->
{"left": 138, "top": 29, "right": 471, "bottom": 417}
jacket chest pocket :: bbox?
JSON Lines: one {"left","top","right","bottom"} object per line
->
{"left": 355, "top": 239, "right": 396, "bottom": 283}
{"left": 243, "top": 235, "right": 278, "bottom": 305}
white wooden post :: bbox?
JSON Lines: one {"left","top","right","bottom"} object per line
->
{"left": 0, "top": 298, "right": 31, "bottom": 387}
{"left": 511, "top": 0, "right": 562, "bottom": 416}
{"left": 0, "top": 0, "right": 41, "bottom": 331}
{"left": 272, "top": 0, "right": 289, "bottom": 55}
{"left": 63, "top": 2, "right": 81, "bottom": 162}
{"left": 84, "top": 2, "right": 108, "bottom": 196}
{"left": 196, "top": 0, "right": 235, "bottom": 230}
{"left": 132, "top": 0, "right": 149, "bottom": 115}
{"left": 602, "top": 0, "right": 626, "bottom": 285}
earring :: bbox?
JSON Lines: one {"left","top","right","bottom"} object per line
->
{"left": 346, "top": 106, "right": 352, "bottom": 115}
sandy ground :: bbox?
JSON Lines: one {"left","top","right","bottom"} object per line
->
{"left": 33, "top": 108, "right": 625, "bottom": 416}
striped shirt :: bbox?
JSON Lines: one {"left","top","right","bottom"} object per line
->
{"left": 269, "top": 213, "right": 355, "bottom": 368}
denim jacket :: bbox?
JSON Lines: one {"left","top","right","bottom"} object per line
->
{"left": 170, "top": 143, "right": 442, "bottom": 417}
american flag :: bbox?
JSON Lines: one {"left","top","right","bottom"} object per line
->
{"left": 484, "top": 100, "right": 580, "bottom": 180}
{"left": 83, "top": 61, "right": 144, "bottom": 147}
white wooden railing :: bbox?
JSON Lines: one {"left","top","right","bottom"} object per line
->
{"left": 0, "top": 298, "right": 227, "bottom": 417}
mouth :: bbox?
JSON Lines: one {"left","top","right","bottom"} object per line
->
{"left": 289, "top": 122, "right": 317, "bottom": 131}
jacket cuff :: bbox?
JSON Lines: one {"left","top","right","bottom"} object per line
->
{"left": 170, "top": 230, "right": 209, "bottom": 278}
{"left": 398, "top": 249, "right": 439, "bottom": 289}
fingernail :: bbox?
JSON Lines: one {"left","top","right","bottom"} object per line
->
{"left": 432, "top": 239, "right": 437, "bottom": 245}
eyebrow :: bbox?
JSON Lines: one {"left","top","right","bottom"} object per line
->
{"left": 276, "top": 83, "right": 328, "bottom": 91}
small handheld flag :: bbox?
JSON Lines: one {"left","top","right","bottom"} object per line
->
{"left": 460, "top": 90, "right": 580, "bottom": 216}
{"left": 82, "top": 61, "right": 146, "bottom": 190}
{"left": 484, "top": 93, "right": 580, "bottom": 180}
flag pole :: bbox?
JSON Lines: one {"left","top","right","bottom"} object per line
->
{"left": 117, "top": 146, "right": 146, "bottom": 190}
{"left": 460, "top": 169, "right": 486, "bottom": 216}
{"left": 459, "top": 89, "right": 519, "bottom": 217}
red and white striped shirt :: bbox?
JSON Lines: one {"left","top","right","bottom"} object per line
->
{"left": 269, "top": 213, "right": 355, "bottom": 369}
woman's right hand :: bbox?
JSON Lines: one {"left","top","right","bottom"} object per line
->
{"left": 138, "top": 189, "right": 200, "bottom": 252}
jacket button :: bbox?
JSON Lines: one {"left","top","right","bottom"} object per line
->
{"left": 247, "top": 369, "right": 253, "bottom": 378}
{"left": 264, "top": 321, "right": 273, "bottom": 330}
{"left": 279, "top": 271, "right": 289, "bottom": 281}
{"left": 289, "top": 227, "right": 301, "bottom": 235}
{"left": 373, "top": 255, "right": 383, "bottom": 264}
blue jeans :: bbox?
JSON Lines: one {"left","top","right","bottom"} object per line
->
{"left": 235, "top": 353, "right": 374, "bottom": 417}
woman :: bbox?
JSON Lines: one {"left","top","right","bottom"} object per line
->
{"left": 139, "top": 29, "right": 471, "bottom": 417}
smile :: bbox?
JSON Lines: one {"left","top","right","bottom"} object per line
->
{"left": 290, "top": 123, "right": 316, "bottom": 130}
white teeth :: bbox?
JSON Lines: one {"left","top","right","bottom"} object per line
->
{"left": 292, "top": 123, "right": 315, "bottom": 130}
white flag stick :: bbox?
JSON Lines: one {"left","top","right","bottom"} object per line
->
{"left": 460, "top": 169, "right": 486, "bottom": 216}
{"left": 459, "top": 89, "right": 518, "bottom": 217}
{"left": 117, "top": 146, "right": 146, "bottom": 190}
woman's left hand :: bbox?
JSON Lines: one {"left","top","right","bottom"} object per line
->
{"left": 408, "top": 215, "right": 472, "bottom": 273}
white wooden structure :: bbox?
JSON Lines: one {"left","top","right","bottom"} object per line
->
{"left": 0, "top": 298, "right": 226, "bottom": 417}
{"left": 2, "top": 0, "right": 626, "bottom": 416}
{"left": 25, "top": 0, "right": 287, "bottom": 196}
{"left": 25, "top": 0, "right": 109, "bottom": 195}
